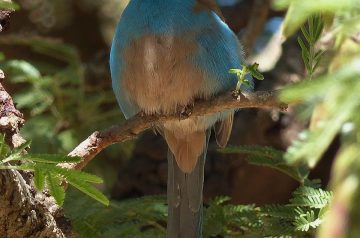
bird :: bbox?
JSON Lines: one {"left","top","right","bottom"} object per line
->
{"left": 110, "top": 0, "right": 253, "bottom": 237}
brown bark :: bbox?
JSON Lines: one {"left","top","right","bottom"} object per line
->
{"left": 0, "top": 8, "right": 71, "bottom": 238}
{"left": 0, "top": 69, "right": 71, "bottom": 238}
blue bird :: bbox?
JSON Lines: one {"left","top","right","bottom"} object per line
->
{"left": 110, "top": 0, "right": 253, "bottom": 237}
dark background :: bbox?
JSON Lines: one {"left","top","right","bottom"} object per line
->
{"left": 0, "top": 0, "right": 335, "bottom": 206}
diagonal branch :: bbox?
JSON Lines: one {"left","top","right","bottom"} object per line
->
{"left": 63, "top": 90, "right": 287, "bottom": 170}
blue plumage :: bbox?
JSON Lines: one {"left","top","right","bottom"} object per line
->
{"left": 110, "top": 1, "right": 253, "bottom": 237}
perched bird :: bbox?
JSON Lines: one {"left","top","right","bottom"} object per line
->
{"left": 110, "top": 0, "right": 253, "bottom": 237}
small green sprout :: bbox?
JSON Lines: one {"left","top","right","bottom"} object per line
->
{"left": 297, "top": 15, "right": 324, "bottom": 80}
{"left": 229, "top": 63, "right": 264, "bottom": 92}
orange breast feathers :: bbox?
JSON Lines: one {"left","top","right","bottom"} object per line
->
{"left": 121, "top": 34, "right": 211, "bottom": 115}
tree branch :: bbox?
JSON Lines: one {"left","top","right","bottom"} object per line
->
{"left": 63, "top": 90, "right": 287, "bottom": 170}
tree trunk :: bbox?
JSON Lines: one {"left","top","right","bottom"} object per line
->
{"left": 0, "top": 8, "right": 72, "bottom": 238}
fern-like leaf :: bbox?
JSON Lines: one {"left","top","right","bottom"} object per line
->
{"left": 34, "top": 167, "right": 46, "bottom": 191}
{"left": 294, "top": 208, "right": 322, "bottom": 231}
{"left": 220, "top": 145, "right": 309, "bottom": 183}
{"left": 290, "top": 186, "right": 333, "bottom": 209}
{"left": 46, "top": 172, "right": 65, "bottom": 206}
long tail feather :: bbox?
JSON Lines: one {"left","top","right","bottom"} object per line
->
{"left": 167, "top": 130, "right": 210, "bottom": 238}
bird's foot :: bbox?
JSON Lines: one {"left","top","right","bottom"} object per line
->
{"left": 139, "top": 111, "right": 147, "bottom": 117}
{"left": 139, "top": 110, "right": 161, "bottom": 119}
{"left": 178, "top": 103, "right": 193, "bottom": 120}
{"left": 232, "top": 90, "right": 242, "bottom": 101}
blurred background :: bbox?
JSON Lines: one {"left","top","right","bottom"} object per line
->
{"left": 0, "top": 0, "right": 336, "bottom": 232}
{"left": 0, "top": 0, "right": 334, "bottom": 204}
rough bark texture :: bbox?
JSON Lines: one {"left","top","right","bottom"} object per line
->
{"left": 0, "top": 8, "right": 71, "bottom": 238}
{"left": 0, "top": 70, "right": 71, "bottom": 238}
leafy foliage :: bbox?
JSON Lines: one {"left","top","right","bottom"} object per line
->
{"left": 229, "top": 63, "right": 264, "bottom": 91}
{"left": 280, "top": 33, "right": 360, "bottom": 169}
{"left": 297, "top": 15, "right": 324, "bottom": 79}
{"left": 0, "top": 36, "right": 123, "bottom": 154}
{"left": 64, "top": 184, "right": 332, "bottom": 238}
{"left": 1, "top": 0, "right": 359, "bottom": 237}
{"left": 289, "top": 186, "right": 332, "bottom": 209}
{"left": 273, "top": 0, "right": 360, "bottom": 36}
{"left": 0, "top": 0, "right": 19, "bottom": 10}
{"left": 217, "top": 145, "right": 332, "bottom": 236}
{"left": 220, "top": 145, "right": 309, "bottom": 183}
{"left": 64, "top": 193, "right": 167, "bottom": 238}
{"left": 0, "top": 134, "right": 109, "bottom": 206}
{"left": 275, "top": 0, "right": 360, "bottom": 237}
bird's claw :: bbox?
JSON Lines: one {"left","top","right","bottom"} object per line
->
{"left": 139, "top": 111, "right": 147, "bottom": 117}
{"left": 179, "top": 104, "right": 193, "bottom": 120}
{"left": 232, "top": 90, "right": 242, "bottom": 101}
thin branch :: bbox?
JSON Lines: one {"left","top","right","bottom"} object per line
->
{"left": 63, "top": 90, "right": 287, "bottom": 170}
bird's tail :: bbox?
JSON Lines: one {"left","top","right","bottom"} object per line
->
{"left": 166, "top": 130, "right": 210, "bottom": 238}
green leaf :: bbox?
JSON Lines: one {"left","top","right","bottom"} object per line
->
{"left": 3, "top": 60, "right": 41, "bottom": 83}
{"left": 308, "top": 16, "right": 315, "bottom": 41}
{"left": 290, "top": 186, "right": 333, "bottom": 208}
{"left": 0, "top": 134, "right": 10, "bottom": 159}
{"left": 12, "top": 139, "right": 31, "bottom": 155}
{"left": 294, "top": 208, "right": 322, "bottom": 231}
{"left": 228, "top": 69, "right": 241, "bottom": 74}
{"left": 275, "top": 0, "right": 358, "bottom": 37}
{"left": 262, "top": 205, "right": 296, "bottom": 219}
{"left": 243, "top": 80, "right": 251, "bottom": 86}
{"left": 46, "top": 172, "right": 65, "bottom": 206}
{"left": 314, "top": 16, "right": 324, "bottom": 41}
{"left": 284, "top": 84, "right": 359, "bottom": 166}
{"left": 297, "top": 37, "right": 309, "bottom": 57}
{"left": 63, "top": 169, "right": 104, "bottom": 184}
{"left": 300, "top": 26, "right": 311, "bottom": 44}
{"left": 251, "top": 71, "right": 264, "bottom": 80}
{"left": 220, "top": 145, "right": 284, "bottom": 158}
{"left": 0, "top": 1, "right": 20, "bottom": 10}
{"left": 298, "top": 37, "right": 311, "bottom": 71}
{"left": 313, "top": 50, "right": 325, "bottom": 69}
{"left": 280, "top": 58, "right": 360, "bottom": 103}
{"left": 248, "top": 63, "right": 264, "bottom": 80}
{"left": 36, "top": 163, "right": 103, "bottom": 183}
{"left": 219, "top": 145, "right": 309, "bottom": 182}
{"left": 13, "top": 89, "right": 53, "bottom": 114}
{"left": 0, "top": 163, "right": 35, "bottom": 171}
{"left": 0, "top": 52, "right": 5, "bottom": 61}
{"left": 0, "top": 35, "right": 81, "bottom": 66}
{"left": 25, "top": 154, "right": 82, "bottom": 164}
{"left": 34, "top": 167, "right": 46, "bottom": 191}
{"left": 66, "top": 176, "right": 109, "bottom": 206}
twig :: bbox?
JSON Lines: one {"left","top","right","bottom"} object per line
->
{"left": 63, "top": 90, "right": 287, "bottom": 170}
